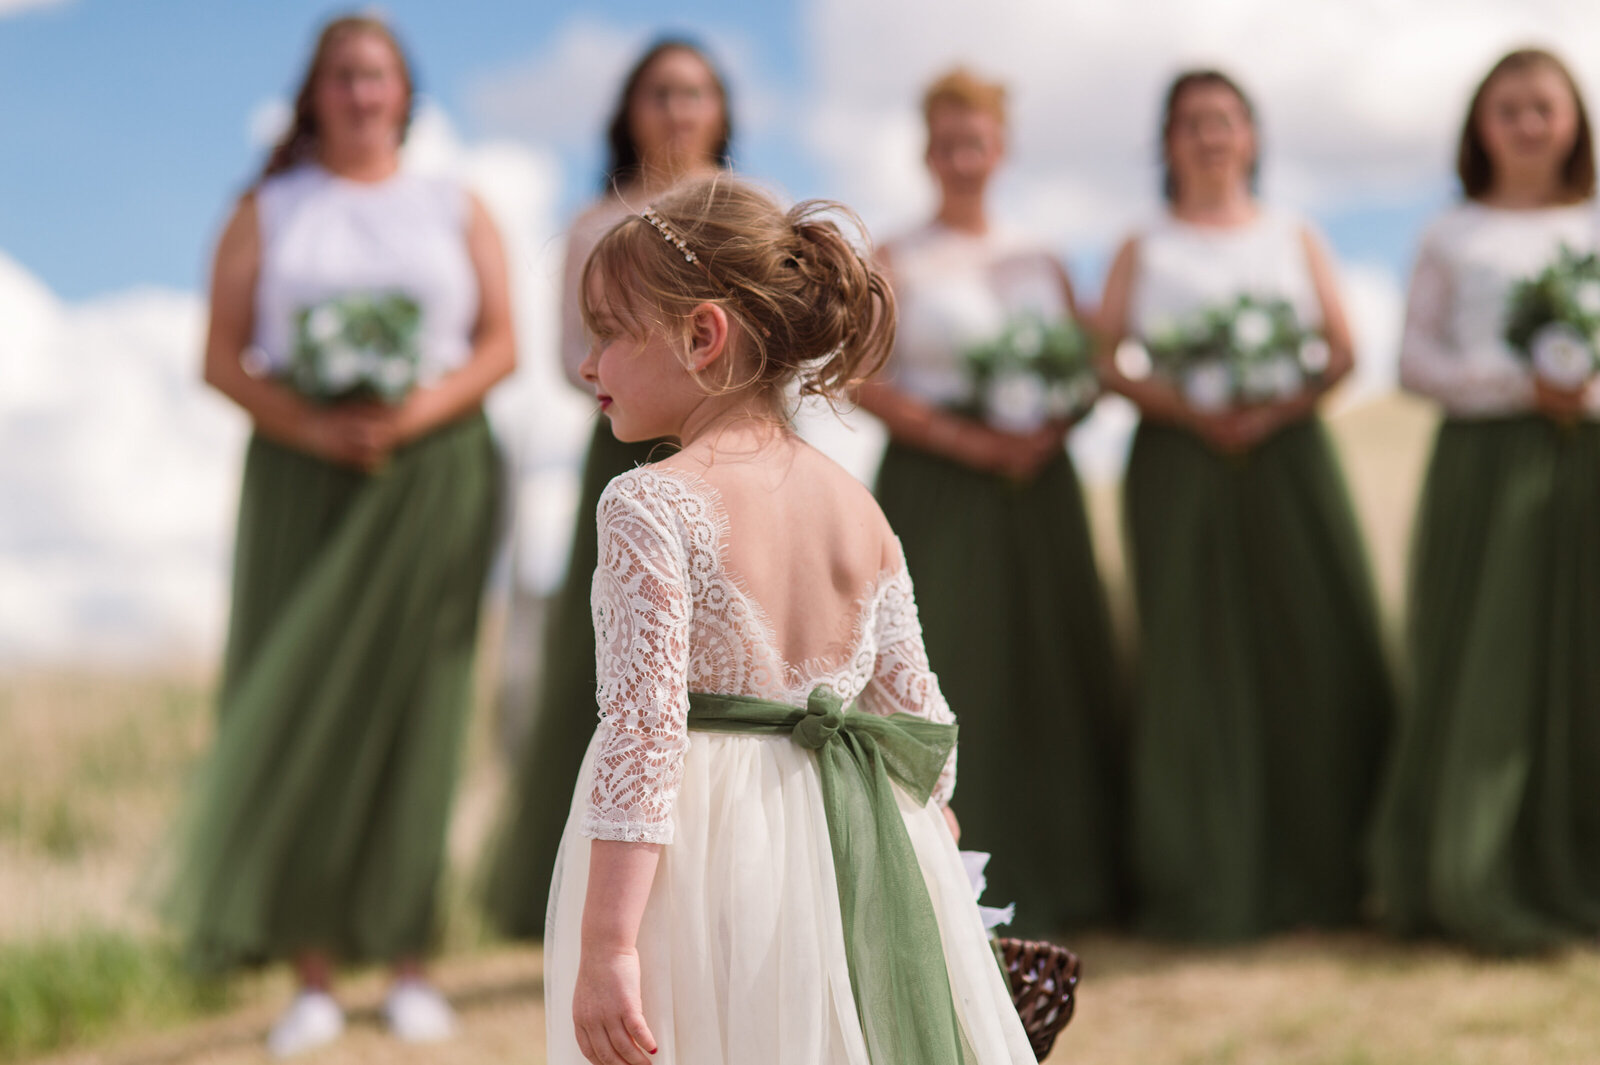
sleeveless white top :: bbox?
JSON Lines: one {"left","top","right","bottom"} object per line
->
{"left": 251, "top": 165, "right": 479, "bottom": 385}
{"left": 1399, "top": 201, "right": 1600, "bottom": 417}
{"left": 1130, "top": 209, "right": 1320, "bottom": 340}
{"left": 885, "top": 222, "right": 1070, "bottom": 407}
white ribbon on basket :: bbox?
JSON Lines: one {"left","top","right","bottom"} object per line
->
{"left": 960, "top": 850, "right": 1016, "bottom": 933}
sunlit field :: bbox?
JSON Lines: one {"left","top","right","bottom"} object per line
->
{"left": 8, "top": 394, "right": 1600, "bottom": 1065}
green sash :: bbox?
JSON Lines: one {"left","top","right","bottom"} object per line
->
{"left": 687, "top": 687, "right": 972, "bottom": 1064}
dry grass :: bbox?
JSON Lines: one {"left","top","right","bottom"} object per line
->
{"left": 12, "top": 394, "right": 1600, "bottom": 1065}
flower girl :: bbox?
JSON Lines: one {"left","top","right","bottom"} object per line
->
{"left": 1372, "top": 47, "right": 1600, "bottom": 953}
{"left": 543, "top": 175, "right": 1036, "bottom": 1064}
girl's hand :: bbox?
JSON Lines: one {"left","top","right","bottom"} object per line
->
{"left": 1534, "top": 378, "right": 1587, "bottom": 424}
{"left": 573, "top": 947, "right": 657, "bottom": 1064}
{"left": 942, "top": 805, "right": 961, "bottom": 843}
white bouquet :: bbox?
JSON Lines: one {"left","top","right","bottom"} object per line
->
{"left": 289, "top": 292, "right": 422, "bottom": 404}
{"left": 1144, "top": 294, "right": 1328, "bottom": 413}
{"left": 1504, "top": 245, "right": 1600, "bottom": 390}
{"left": 962, "top": 313, "right": 1099, "bottom": 433}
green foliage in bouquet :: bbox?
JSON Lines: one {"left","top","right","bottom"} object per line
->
{"left": 1504, "top": 244, "right": 1600, "bottom": 389}
{"left": 290, "top": 292, "right": 423, "bottom": 404}
{"left": 962, "top": 312, "right": 1099, "bottom": 430}
{"left": 1144, "top": 294, "right": 1326, "bottom": 411}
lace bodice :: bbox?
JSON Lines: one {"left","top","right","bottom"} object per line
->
{"left": 1399, "top": 201, "right": 1600, "bottom": 417}
{"left": 581, "top": 466, "right": 958, "bottom": 844}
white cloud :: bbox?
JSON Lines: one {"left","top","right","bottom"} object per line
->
{"left": 0, "top": 0, "right": 69, "bottom": 16}
{"left": 464, "top": 16, "right": 780, "bottom": 177}
{"left": 0, "top": 103, "right": 591, "bottom": 665}
{"left": 803, "top": 0, "right": 1600, "bottom": 248}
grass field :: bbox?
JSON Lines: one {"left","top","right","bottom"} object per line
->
{"left": 8, "top": 394, "right": 1599, "bottom": 1064}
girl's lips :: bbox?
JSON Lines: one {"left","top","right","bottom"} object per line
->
{"left": 597, "top": 395, "right": 613, "bottom": 410}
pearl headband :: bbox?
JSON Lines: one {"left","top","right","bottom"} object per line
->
{"left": 640, "top": 206, "right": 699, "bottom": 264}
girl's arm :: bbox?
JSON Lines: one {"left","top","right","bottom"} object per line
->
{"left": 1397, "top": 226, "right": 1543, "bottom": 417}
{"left": 574, "top": 474, "right": 693, "bottom": 1062}
{"left": 390, "top": 192, "right": 518, "bottom": 443}
{"left": 574, "top": 841, "right": 660, "bottom": 1065}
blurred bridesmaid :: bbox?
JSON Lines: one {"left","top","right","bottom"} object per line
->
{"left": 1372, "top": 48, "right": 1600, "bottom": 953}
{"left": 486, "top": 37, "right": 733, "bottom": 938}
{"left": 858, "top": 68, "right": 1124, "bottom": 934}
{"left": 1097, "top": 70, "right": 1391, "bottom": 940}
{"left": 168, "top": 15, "right": 513, "bottom": 1055}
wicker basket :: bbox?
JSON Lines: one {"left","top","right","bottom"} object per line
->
{"left": 994, "top": 936, "right": 1081, "bottom": 1061}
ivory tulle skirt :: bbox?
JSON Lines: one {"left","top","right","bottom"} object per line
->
{"left": 544, "top": 731, "right": 1036, "bottom": 1064}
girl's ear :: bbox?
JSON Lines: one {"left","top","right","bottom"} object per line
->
{"left": 686, "top": 302, "right": 731, "bottom": 373}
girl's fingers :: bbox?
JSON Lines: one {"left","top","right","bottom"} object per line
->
{"left": 605, "top": 1018, "right": 652, "bottom": 1064}
{"left": 623, "top": 1010, "right": 659, "bottom": 1056}
{"left": 575, "top": 1023, "right": 596, "bottom": 1064}
{"left": 586, "top": 1023, "right": 624, "bottom": 1065}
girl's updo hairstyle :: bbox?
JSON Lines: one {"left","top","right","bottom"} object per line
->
{"left": 1160, "top": 68, "right": 1259, "bottom": 203}
{"left": 581, "top": 175, "right": 895, "bottom": 404}
{"left": 1457, "top": 48, "right": 1595, "bottom": 202}
{"left": 260, "top": 14, "right": 417, "bottom": 182}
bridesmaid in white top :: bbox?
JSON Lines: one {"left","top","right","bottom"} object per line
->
{"left": 170, "top": 16, "right": 514, "bottom": 1055}
{"left": 487, "top": 38, "right": 735, "bottom": 941}
{"left": 1098, "top": 69, "right": 1392, "bottom": 941}
{"left": 1372, "top": 47, "right": 1600, "bottom": 954}
{"left": 858, "top": 68, "right": 1125, "bottom": 934}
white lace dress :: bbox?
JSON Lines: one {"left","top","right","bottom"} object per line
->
{"left": 543, "top": 466, "right": 1035, "bottom": 1065}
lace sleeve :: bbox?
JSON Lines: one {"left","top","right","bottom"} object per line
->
{"left": 1398, "top": 228, "right": 1536, "bottom": 415}
{"left": 581, "top": 474, "right": 692, "bottom": 844}
{"left": 857, "top": 567, "right": 958, "bottom": 807}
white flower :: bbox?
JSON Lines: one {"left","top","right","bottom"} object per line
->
{"left": 321, "top": 344, "right": 363, "bottom": 391}
{"left": 376, "top": 356, "right": 415, "bottom": 397}
{"left": 1242, "top": 355, "right": 1305, "bottom": 400}
{"left": 1530, "top": 322, "right": 1597, "bottom": 389}
{"left": 1047, "top": 378, "right": 1094, "bottom": 419}
{"left": 1011, "top": 320, "right": 1045, "bottom": 360}
{"left": 1298, "top": 337, "right": 1331, "bottom": 376}
{"left": 1231, "top": 308, "right": 1275, "bottom": 352}
{"left": 1576, "top": 280, "right": 1600, "bottom": 318}
{"left": 985, "top": 370, "right": 1048, "bottom": 432}
{"left": 307, "top": 305, "right": 344, "bottom": 346}
{"left": 1183, "top": 360, "right": 1234, "bottom": 413}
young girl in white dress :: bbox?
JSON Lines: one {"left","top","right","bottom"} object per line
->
{"left": 1371, "top": 47, "right": 1600, "bottom": 954}
{"left": 543, "top": 176, "right": 1036, "bottom": 1064}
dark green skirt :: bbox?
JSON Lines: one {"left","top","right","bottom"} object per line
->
{"left": 875, "top": 440, "right": 1126, "bottom": 935}
{"left": 485, "top": 422, "right": 667, "bottom": 938}
{"left": 1372, "top": 416, "right": 1600, "bottom": 953}
{"left": 167, "top": 413, "right": 500, "bottom": 971}
{"left": 1125, "top": 418, "right": 1391, "bottom": 941}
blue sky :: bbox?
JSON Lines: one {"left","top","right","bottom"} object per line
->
{"left": 0, "top": 0, "right": 813, "bottom": 299}
{"left": 0, "top": 0, "right": 1509, "bottom": 303}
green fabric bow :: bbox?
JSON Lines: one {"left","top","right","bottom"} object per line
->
{"left": 687, "top": 687, "right": 972, "bottom": 1064}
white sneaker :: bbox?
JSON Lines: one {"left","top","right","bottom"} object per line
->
{"left": 267, "top": 990, "right": 344, "bottom": 1058}
{"left": 383, "top": 979, "right": 457, "bottom": 1043}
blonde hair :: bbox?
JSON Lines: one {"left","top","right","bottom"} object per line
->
{"left": 581, "top": 175, "right": 896, "bottom": 405}
{"left": 922, "top": 67, "right": 1008, "bottom": 127}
